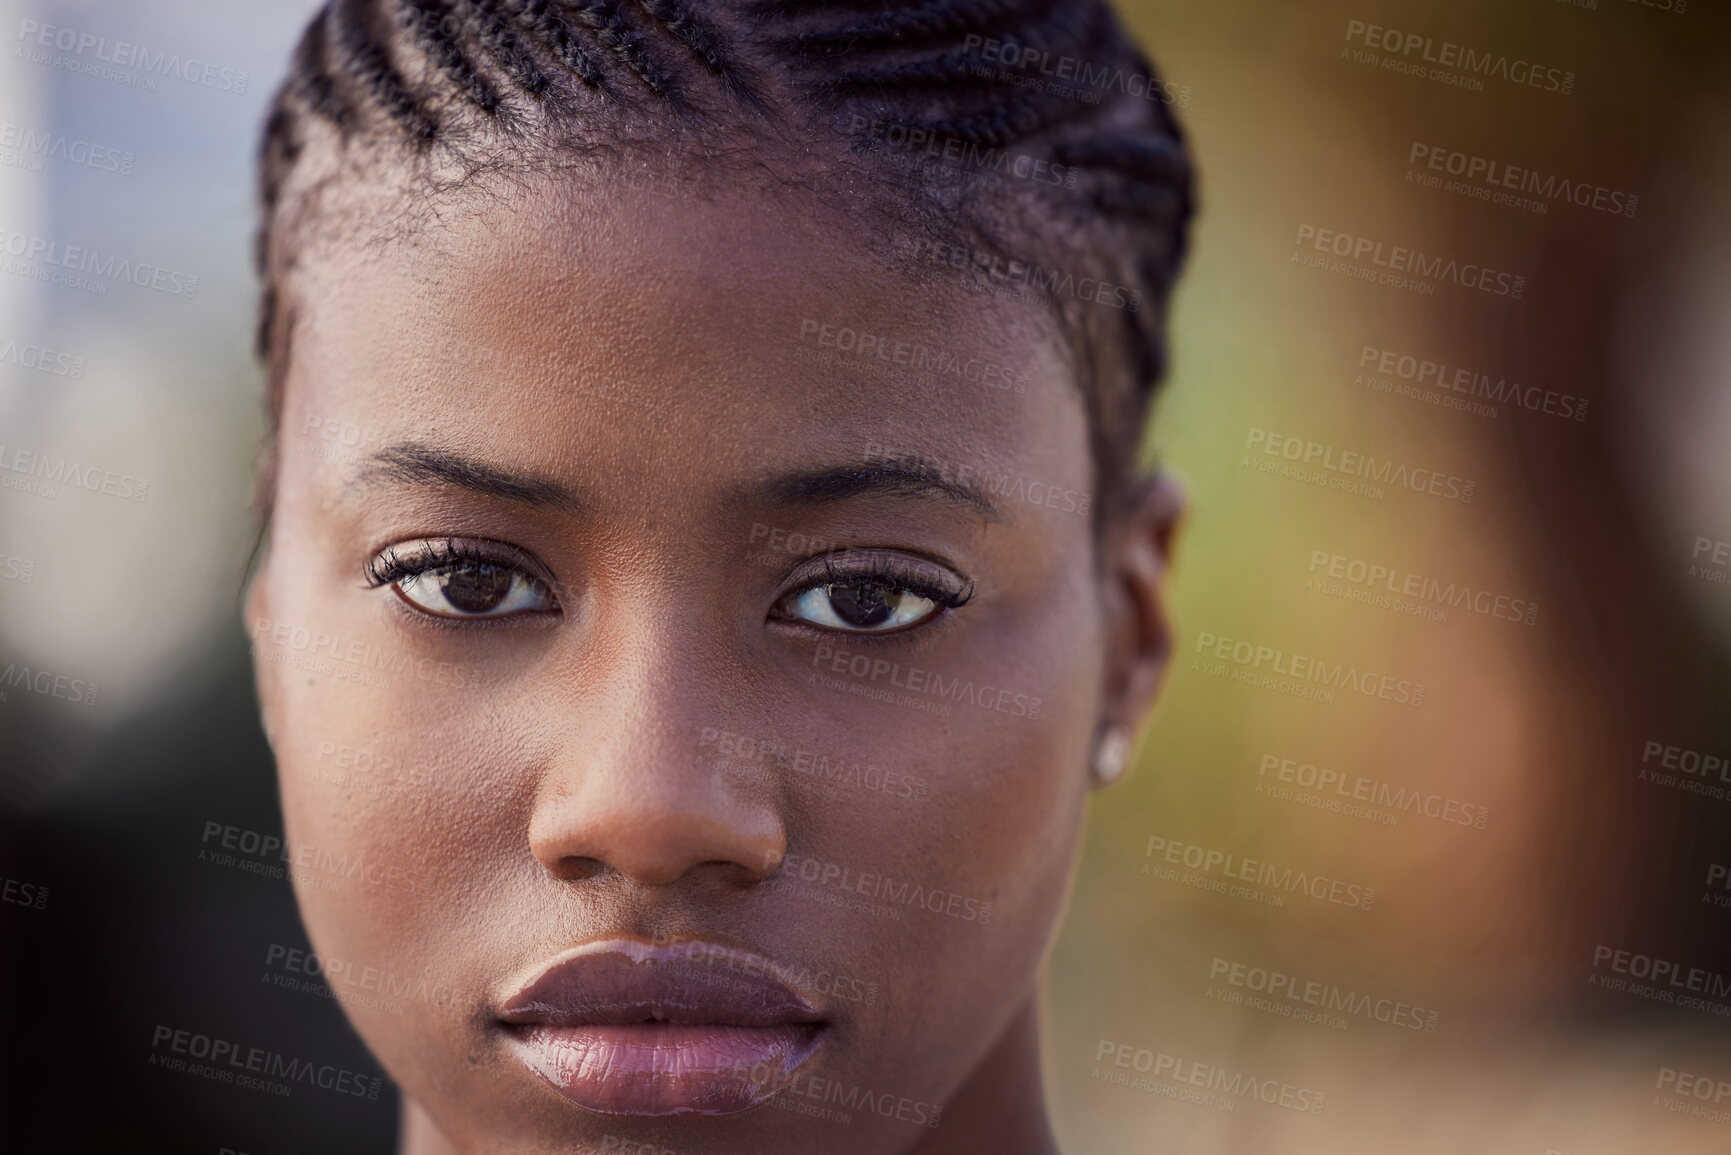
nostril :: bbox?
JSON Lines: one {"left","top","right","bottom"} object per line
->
{"left": 725, "top": 856, "right": 781, "bottom": 888}
{"left": 548, "top": 855, "right": 608, "bottom": 883}
{"left": 526, "top": 770, "right": 789, "bottom": 889}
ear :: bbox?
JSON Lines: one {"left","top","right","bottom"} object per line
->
{"left": 1093, "top": 471, "right": 1186, "bottom": 786}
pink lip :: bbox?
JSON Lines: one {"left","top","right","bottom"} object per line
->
{"left": 497, "top": 939, "right": 828, "bottom": 1117}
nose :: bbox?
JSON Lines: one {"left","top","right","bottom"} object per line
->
{"left": 526, "top": 629, "right": 787, "bottom": 889}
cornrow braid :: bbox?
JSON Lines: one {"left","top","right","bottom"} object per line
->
{"left": 770, "top": 0, "right": 1036, "bottom": 53}
{"left": 328, "top": 0, "right": 440, "bottom": 141}
{"left": 635, "top": 0, "right": 725, "bottom": 78}
{"left": 634, "top": 0, "right": 764, "bottom": 111}
{"left": 763, "top": 1, "right": 1192, "bottom": 520}
{"left": 504, "top": 0, "right": 606, "bottom": 89}
{"left": 290, "top": 13, "right": 351, "bottom": 131}
{"left": 464, "top": 0, "right": 553, "bottom": 98}
{"left": 257, "top": 0, "right": 1196, "bottom": 532}
{"left": 398, "top": 0, "right": 508, "bottom": 116}
{"left": 774, "top": 0, "right": 1090, "bottom": 145}
{"left": 561, "top": 0, "right": 672, "bottom": 97}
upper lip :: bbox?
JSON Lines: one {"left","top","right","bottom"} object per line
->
{"left": 497, "top": 938, "right": 826, "bottom": 1028}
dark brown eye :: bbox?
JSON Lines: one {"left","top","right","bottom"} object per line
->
{"left": 782, "top": 580, "right": 942, "bottom": 633}
{"left": 394, "top": 562, "right": 552, "bottom": 618}
{"left": 440, "top": 564, "right": 513, "bottom": 613}
{"left": 826, "top": 581, "right": 898, "bottom": 628}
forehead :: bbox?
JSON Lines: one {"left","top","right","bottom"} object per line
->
{"left": 281, "top": 173, "right": 1090, "bottom": 505}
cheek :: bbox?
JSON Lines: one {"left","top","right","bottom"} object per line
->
{"left": 267, "top": 676, "right": 531, "bottom": 1095}
{"left": 793, "top": 602, "right": 1102, "bottom": 1099}
{"left": 823, "top": 574, "right": 1105, "bottom": 970}
{"left": 929, "top": 606, "right": 1102, "bottom": 933}
{"left": 271, "top": 673, "right": 522, "bottom": 913}
{"left": 253, "top": 544, "right": 520, "bottom": 1015}
{"left": 269, "top": 689, "right": 443, "bottom": 969}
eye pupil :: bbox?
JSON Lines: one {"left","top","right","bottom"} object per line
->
{"left": 440, "top": 563, "right": 513, "bottom": 614}
{"left": 826, "top": 581, "right": 897, "bottom": 628}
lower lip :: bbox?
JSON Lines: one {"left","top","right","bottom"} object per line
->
{"left": 505, "top": 1022, "right": 826, "bottom": 1116}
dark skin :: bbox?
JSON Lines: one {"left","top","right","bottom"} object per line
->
{"left": 248, "top": 169, "right": 1181, "bottom": 1155}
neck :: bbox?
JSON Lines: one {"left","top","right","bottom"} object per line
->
{"left": 401, "top": 1096, "right": 459, "bottom": 1155}
{"left": 905, "top": 997, "right": 1060, "bottom": 1155}
{"left": 400, "top": 997, "right": 1058, "bottom": 1155}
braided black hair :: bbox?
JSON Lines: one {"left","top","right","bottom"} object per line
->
{"left": 256, "top": 0, "right": 1196, "bottom": 530}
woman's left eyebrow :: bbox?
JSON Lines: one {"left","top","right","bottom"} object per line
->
{"left": 354, "top": 442, "right": 588, "bottom": 513}
{"left": 745, "top": 458, "right": 1003, "bottom": 522}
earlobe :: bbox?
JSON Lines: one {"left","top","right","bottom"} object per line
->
{"left": 1140, "top": 471, "right": 1187, "bottom": 564}
{"left": 1093, "top": 470, "right": 1186, "bottom": 786}
{"left": 1090, "top": 723, "right": 1134, "bottom": 786}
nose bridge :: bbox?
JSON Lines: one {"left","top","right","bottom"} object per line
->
{"left": 526, "top": 600, "right": 786, "bottom": 888}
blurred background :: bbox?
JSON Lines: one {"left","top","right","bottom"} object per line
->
{"left": 2, "top": 0, "right": 1730, "bottom": 1151}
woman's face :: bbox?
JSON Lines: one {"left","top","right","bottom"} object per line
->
{"left": 249, "top": 172, "right": 1168, "bottom": 1154}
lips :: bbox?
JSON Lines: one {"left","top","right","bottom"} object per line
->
{"left": 497, "top": 938, "right": 828, "bottom": 1117}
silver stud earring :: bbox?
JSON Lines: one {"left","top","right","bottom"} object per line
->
{"left": 1091, "top": 724, "right": 1133, "bottom": 785}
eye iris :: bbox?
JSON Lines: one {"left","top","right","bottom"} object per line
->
{"left": 827, "top": 580, "right": 899, "bottom": 628}
{"left": 439, "top": 563, "right": 513, "bottom": 614}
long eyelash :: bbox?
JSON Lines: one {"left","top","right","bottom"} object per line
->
{"left": 812, "top": 553, "right": 976, "bottom": 610}
{"left": 362, "top": 537, "right": 541, "bottom": 589}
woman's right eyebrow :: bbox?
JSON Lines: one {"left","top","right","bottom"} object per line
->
{"left": 352, "top": 442, "right": 588, "bottom": 514}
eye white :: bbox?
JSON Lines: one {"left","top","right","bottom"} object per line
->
{"left": 784, "top": 585, "right": 941, "bottom": 633}
{"left": 394, "top": 566, "right": 551, "bottom": 618}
